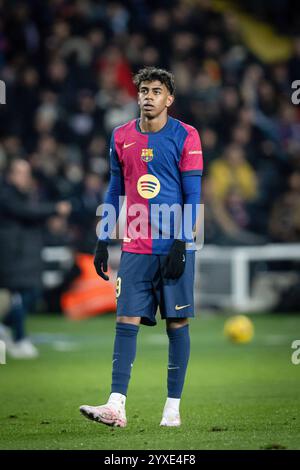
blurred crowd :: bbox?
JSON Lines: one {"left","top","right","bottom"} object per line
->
{"left": 0, "top": 0, "right": 300, "bottom": 250}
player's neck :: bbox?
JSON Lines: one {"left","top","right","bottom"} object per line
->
{"left": 139, "top": 113, "right": 168, "bottom": 133}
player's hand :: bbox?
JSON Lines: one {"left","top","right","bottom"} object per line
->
{"left": 94, "top": 240, "right": 109, "bottom": 281}
{"left": 163, "top": 240, "right": 186, "bottom": 279}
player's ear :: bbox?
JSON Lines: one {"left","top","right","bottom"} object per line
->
{"left": 166, "top": 94, "right": 174, "bottom": 108}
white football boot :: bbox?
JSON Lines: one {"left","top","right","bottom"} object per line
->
{"left": 80, "top": 394, "right": 127, "bottom": 428}
{"left": 160, "top": 398, "right": 181, "bottom": 427}
{"left": 160, "top": 411, "right": 181, "bottom": 427}
{"left": 7, "top": 338, "right": 39, "bottom": 359}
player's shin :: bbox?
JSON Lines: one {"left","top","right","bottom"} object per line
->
{"left": 111, "top": 322, "right": 139, "bottom": 401}
{"left": 167, "top": 324, "right": 190, "bottom": 398}
{"left": 161, "top": 324, "right": 190, "bottom": 425}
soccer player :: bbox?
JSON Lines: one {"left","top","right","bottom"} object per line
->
{"left": 80, "top": 67, "right": 203, "bottom": 427}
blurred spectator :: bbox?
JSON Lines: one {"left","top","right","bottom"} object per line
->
{"left": 201, "top": 127, "right": 220, "bottom": 164}
{"left": 203, "top": 178, "right": 265, "bottom": 246}
{"left": 70, "top": 171, "right": 105, "bottom": 252}
{"left": 288, "top": 36, "right": 300, "bottom": 82}
{"left": 269, "top": 171, "right": 300, "bottom": 242}
{"left": 96, "top": 45, "right": 136, "bottom": 97}
{"left": 209, "top": 143, "right": 258, "bottom": 202}
{"left": 68, "top": 89, "right": 102, "bottom": 149}
{"left": 0, "top": 159, "right": 71, "bottom": 358}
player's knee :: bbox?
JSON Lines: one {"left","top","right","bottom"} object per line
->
{"left": 166, "top": 318, "right": 189, "bottom": 329}
{"left": 117, "top": 316, "right": 141, "bottom": 326}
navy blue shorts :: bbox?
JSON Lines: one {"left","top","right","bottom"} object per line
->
{"left": 116, "top": 251, "right": 195, "bottom": 326}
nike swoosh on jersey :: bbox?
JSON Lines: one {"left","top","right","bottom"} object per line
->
{"left": 123, "top": 142, "right": 136, "bottom": 149}
{"left": 175, "top": 304, "right": 191, "bottom": 310}
{"left": 188, "top": 150, "right": 202, "bottom": 154}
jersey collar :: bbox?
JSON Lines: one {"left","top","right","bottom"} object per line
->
{"left": 135, "top": 116, "right": 171, "bottom": 135}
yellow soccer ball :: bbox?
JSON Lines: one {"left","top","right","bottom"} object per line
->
{"left": 224, "top": 315, "right": 254, "bottom": 344}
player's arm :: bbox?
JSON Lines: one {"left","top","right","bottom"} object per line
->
{"left": 163, "top": 127, "right": 203, "bottom": 279}
{"left": 181, "top": 174, "right": 202, "bottom": 241}
{"left": 94, "top": 131, "right": 125, "bottom": 281}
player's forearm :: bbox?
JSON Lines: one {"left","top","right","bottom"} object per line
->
{"left": 98, "top": 173, "right": 125, "bottom": 241}
{"left": 178, "top": 175, "right": 202, "bottom": 242}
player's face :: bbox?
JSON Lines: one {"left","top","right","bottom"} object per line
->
{"left": 138, "top": 80, "right": 174, "bottom": 118}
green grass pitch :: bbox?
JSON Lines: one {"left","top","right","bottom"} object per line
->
{"left": 0, "top": 312, "right": 300, "bottom": 450}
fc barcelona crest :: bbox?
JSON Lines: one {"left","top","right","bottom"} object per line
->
{"left": 141, "top": 148, "right": 154, "bottom": 162}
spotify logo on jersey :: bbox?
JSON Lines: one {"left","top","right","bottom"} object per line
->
{"left": 137, "top": 174, "right": 161, "bottom": 199}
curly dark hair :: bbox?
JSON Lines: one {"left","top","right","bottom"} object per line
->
{"left": 133, "top": 67, "right": 175, "bottom": 96}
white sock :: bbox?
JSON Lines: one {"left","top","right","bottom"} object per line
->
{"left": 108, "top": 393, "right": 126, "bottom": 409}
{"left": 164, "top": 397, "right": 180, "bottom": 414}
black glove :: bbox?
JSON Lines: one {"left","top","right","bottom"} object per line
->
{"left": 94, "top": 240, "right": 109, "bottom": 281}
{"left": 163, "top": 240, "right": 186, "bottom": 279}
